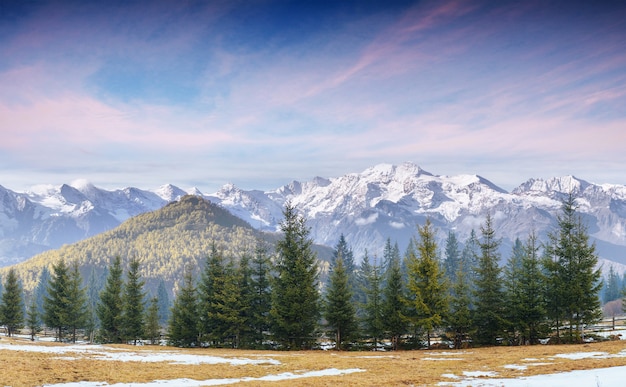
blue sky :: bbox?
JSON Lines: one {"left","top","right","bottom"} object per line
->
{"left": 1, "top": 0, "right": 625, "bottom": 193}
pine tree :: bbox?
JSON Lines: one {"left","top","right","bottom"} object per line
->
{"left": 144, "top": 297, "right": 161, "bottom": 345}
{"left": 249, "top": 240, "right": 272, "bottom": 348}
{"left": 407, "top": 219, "right": 448, "bottom": 347}
{"left": 122, "top": 257, "right": 146, "bottom": 345}
{"left": 443, "top": 231, "right": 461, "bottom": 286}
{"left": 237, "top": 253, "right": 255, "bottom": 348}
{"left": 34, "top": 266, "right": 51, "bottom": 317}
{"left": 472, "top": 214, "right": 506, "bottom": 346}
{"left": 43, "top": 259, "right": 71, "bottom": 341}
{"left": 198, "top": 244, "right": 226, "bottom": 345}
{"left": 156, "top": 279, "right": 171, "bottom": 326}
{"left": 66, "top": 262, "right": 88, "bottom": 343}
{"left": 447, "top": 259, "right": 473, "bottom": 349}
{"left": 382, "top": 256, "right": 407, "bottom": 350}
{"left": 360, "top": 252, "right": 384, "bottom": 350}
{"left": 519, "top": 233, "right": 548, "bottom": 344}
{"left": 270, "top": 201, "right": 320, "bottom": 349}
{"left": 324, "top": 254, "right": 358, "bottom": 350}
{"left": 26, "top": 298, "right": 40, "bottom": 341}
{"left": 168, "top": 265, "right": 199, "bottom": 347}
{"left": 603, "top": 266, "right": 621, "bottom": 304}
{"left": 85, "top": 267, "right": 100, "bottom": 343}
{"left": 544, "top": 194, "right": 602, "bottom": 343}
{"left": 503, "top": 238, "right": 525, "bottom": 344}
{"left": 0, "top": 268, "right": 24, "bottom": 337}
{"left": 97, "top": 256, "right": 124, "bottom": 343}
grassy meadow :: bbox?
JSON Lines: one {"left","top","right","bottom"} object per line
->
{"left": 1, "top": 336, "right": 626, "bottom": 386}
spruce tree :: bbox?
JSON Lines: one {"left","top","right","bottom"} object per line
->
{"left": 26, "top": 298, "right": 40, "bottom": 341}
{"left": 603, "top": 266, "right": 621, "bottom": 304}
{"left": 503, "top": 238, "right": 525, "bottom": 344}
{"left": 544, "top": 194, "right": 602, "bottom": 343}
{"left": 97, "top": 256, "right": 124, "bottom": 343}
{"left": 249, "top": 240, "right": 272, "bottom": 347}
{"left": 270, "top": 201, "right": 320, "bottom": 349}
{"left": 407, "top": 219, "right": 448, "bottom": 347}
{"left": 448, "top": 259, "right": 473, "bottom": 349}
{"left": 324, "top": 254, "right": 358, "bottom": 350}
{"left": 122, "top": 257, "right": 146, "bottom": 345}
{"left": 144, "top": 296, "right": 161, "bottom": 345}
{"left": 360, "top": 252, "right": 384, "bottom": 350}
{"left": 382, "top": 256, "right": 407, "bottom": 350}
{"left": 198, "top": 244, "right": 226, "bottom": 345}
{"left": 43, "top": 259, "right": 71, "bottom": 341}
{"left": 0, "top": 268, "right": 24, "bottom": 337}
{"left": 443, "top": 231, "right": 461, "bottom": 286}
{"left": 472, "top": 214, "right": 506, "bottom": 346}
{"left": 156, "top": 279, "right": 171, "bottom": 326}
{"left": 237, "top": 254, "right": 255, "bottom": 348}
{"left": 66, "top": 262, "right": 88, "bottom": 343}
{"left": 168, "top": 265, "right": 199, "bottom": 347}
{"left": 34, "top": 266, "right": 51, "bottom": 317}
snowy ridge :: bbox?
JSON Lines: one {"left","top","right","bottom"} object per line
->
{"left": 1, "top": 162, "right": 626, "bottom": 269}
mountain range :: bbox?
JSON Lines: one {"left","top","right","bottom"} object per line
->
{"left": 1, "top": 162, "right": 625, "bottom": 271}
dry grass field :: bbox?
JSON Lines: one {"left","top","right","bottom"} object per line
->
{"left": 1, "top": 336, "right": 626, "bottom": 386}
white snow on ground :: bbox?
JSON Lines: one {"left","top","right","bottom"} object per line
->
{"left": 42, "top": 368, "right": 365, "bottom": 387}
{"left": 552, "top": 350, "right": 626, "bottom": 360}
{"left": 0, "top": 341, "right": 280, "bottom": 366}
{"left": 438, "top": 365, "right": 626, "bottom": 386}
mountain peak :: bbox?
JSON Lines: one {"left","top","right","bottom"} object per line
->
{"left": 513, "top": 175, "right": 590, "bottom": 196}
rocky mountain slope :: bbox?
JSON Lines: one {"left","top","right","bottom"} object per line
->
{"left": 1, "top": 162, "right": 625, "bottom": 269}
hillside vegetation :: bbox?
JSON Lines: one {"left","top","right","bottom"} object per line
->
{"left": 0, "top": 196, "right": 299, "bottom": 295}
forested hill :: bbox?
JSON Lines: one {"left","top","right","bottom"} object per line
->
{"left": 1, "top": 195, "right": 294, "bottom": 295}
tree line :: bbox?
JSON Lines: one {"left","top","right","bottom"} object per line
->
{"left": 0, "top": 196, "right": 611, "bottom": 349}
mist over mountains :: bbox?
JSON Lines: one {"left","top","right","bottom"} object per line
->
{"left": 1, "top": 162, "right": 625, "bottom": 270}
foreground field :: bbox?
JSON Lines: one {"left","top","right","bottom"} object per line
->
{"left": 1, "top": 337, "right": 626, "bottom": 386}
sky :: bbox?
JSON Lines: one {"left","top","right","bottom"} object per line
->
{"left": 1, "top": 0, "right": 625, "bottom": 193}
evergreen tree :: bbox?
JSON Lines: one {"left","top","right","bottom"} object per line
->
{"left": 168, "top": 265, "right": 199, "bottom": 347}
{"left": 472, "top": 214, "right": 506, "bottom": 346}
{"left": 461, "top": 229, "right": 480, "bottom": 288}
{"left": 198, "top": 244, "right": 226, "bottom": 345}
{"left": 407, "top": 219, "right": 448, "bottom": 347}
{"left": 505, "top": 236, "right": 548, "bottom": 345}
{"left": 544, "top": 194, "right": 602, "bottom": 343}
{"left": 144, "top": 297, "right": 161, "bottom": 345}
{"left": 249, "top": 240, "right": 272, "bottom": 348}
{"left": 156, "top": 279, "right": 171, "bottom": 326}
{"left": 603, "top": 266, "right": 621, "bottom": 304}
{"left": 85, "top": 267, "right": 100, "bottom": 343}
{"left": 66, "top": 262, "right": 88, "bottom": 343}
{"left": 447, "top": 259, "right": 473, "bottom": 349}
{"left": 382, "top": 256, "right": 407, "bottom": 350}
{"left": 330, "top": 234, "right": 359, "bottom": 304}
{"left": 122, "top": 257, "right": 146, "bottom": 345}
{"left": 43, "top": 259, "right": 71, "bottom": 341}
{"left": 270, "top": 201, "right": 320, "bottom": 349}
{"left": 443, "top": 231, "right": 461, "bottom": 286}
{"left": 324, "top": 254, "right": 358, "bottom": 350}
{"left": 97, "top": 256, "right": 124, "bottom": 343}
{"left": 360, "top": 252, "right": 385, "bottom": 350}
{"left": 26, "top": 298, "right": 40, "bottom": 341}
{"left": 34, "top": 266, "right": 51, "bottom": 317}
{"left": 236, "top": 253, "right": 255, "bottom": 348}
{"left": 0, "top": 268, "right": 24, "bottom": 337}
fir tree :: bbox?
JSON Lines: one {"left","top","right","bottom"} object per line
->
{"left": 503, "top": 238, "right": 525, "bottom": 343}
{"left": 34, "top": 266, "right": 51, "bottom": 317}
{"left": 249, "top": 240, "right": 272, "bottom": 347}
{"left": 443, "top": 231, "right": 461, "bottom": 286}
{"left": 544, "top": 194, "right": 602, "bottom": 343}
{"left": 270, "top": 201, "right": 320, "bottom": 349}
{"left": 156, "top": 279, "right": 171, "bottom": 326}
{"left": 472, "top": 214, "right": 506, "bottom": 346}
{"left": 122, "top": 257, "right": 146, "bottom": 345}
{"left": 66, "top": 262, "right": 88, "bottom": 343}
{"left": 85, "top": 267, "right": 100, "bottom": 343}
{"left": 324, "top": 253, "right": 358, "bottom": 350}
{"left": 603, "top": 266, "right": 621, "bottom": 304}
{"left": 360, "top": 252, "right": 384, "bottom": 350}
{"left": 97, "top": 256, "right": 124, "bottom": 343}
{"left": 144, "top": 296, "right": 161, "bottom": 345}
{"left": 26, "top": 298, "right": 40, "bottom": 341}
{"left": 407, "top": 219, "right": 448, "bottom": 347}
{"left": 447, "top": 259, "right": 473, "bottom": 349}
{"left": 168, "top": 265, "right": 199, "bottom": 347}
{"left": 0, "top": 268, "right": 24, "bottom": 337}
{"left": 236, "top": 253, "right": 255, "bottom": 348}
{"left": 43, "top": 259, "right": 71, "bottom": 341}
{"left": 382, "top": 256, "right": 407, "bottom": 350}
{"left": 198, "top": 244, "right": 226, "bottom": 345}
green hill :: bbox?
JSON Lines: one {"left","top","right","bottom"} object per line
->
{"left": 2, "top": 195, "right": 331, "bottom": 297}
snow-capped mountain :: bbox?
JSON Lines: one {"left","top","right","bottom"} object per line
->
{"left": 0, "top": 181, "right": 192, "bottom": 266}
{"left": 1, "top": 162, "right": 626, "bottom": 269}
